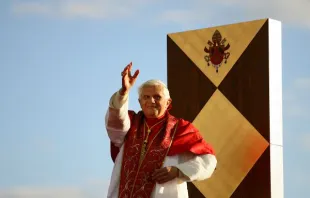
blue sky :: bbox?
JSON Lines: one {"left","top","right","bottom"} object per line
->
{"left": 0, "top": 0, "right": 309, "bottom": 197}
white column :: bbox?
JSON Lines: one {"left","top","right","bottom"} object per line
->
{"left": 268, "top": 18, "right": 284, "bottom": 198}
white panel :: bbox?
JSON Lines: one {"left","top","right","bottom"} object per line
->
{"left": 268, "top": 19, "right": 283, "bottom": 146}
{"left": 270, "top": 144, "right": 284, "bottom": 198}
{"left": 268, "top": 18, "right": 284, "bottom": 198}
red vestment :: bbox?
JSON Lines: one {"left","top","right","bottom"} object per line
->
{"left": 110, "top": 110, "right": 215, "bottom": 198}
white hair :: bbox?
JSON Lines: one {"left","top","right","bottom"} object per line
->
{"left": 138, "top": 79, "right": 170, "bottom": 99}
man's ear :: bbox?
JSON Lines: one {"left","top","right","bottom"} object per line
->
{"left": 167, "top": 98, "right": 172, "bottom": 106}
{"left": 166, "top": 98, "right": 172, "bottom": 110}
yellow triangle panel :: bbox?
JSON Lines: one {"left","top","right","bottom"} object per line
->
{"left": 168, "top": 19, "right": 267, "bottom": 87}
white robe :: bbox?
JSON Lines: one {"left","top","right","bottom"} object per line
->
{"left": 105, "top": 90, "right": 217, "bottom": 198}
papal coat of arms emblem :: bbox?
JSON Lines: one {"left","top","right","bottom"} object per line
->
{"left": 204, "top": 30, "right": 230, "bottom": 73}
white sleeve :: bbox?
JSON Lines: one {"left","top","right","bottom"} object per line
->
{"left": 105, "top": 90, "right": 131, "bottom": 147}
{"left": 175, "top": 153, "right": 217, "bottom": 181}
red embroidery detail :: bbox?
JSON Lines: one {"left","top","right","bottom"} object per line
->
{"left": 118, "top": 112, "right": 178, "bottom": 198}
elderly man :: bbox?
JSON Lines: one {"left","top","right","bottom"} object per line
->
{"left": 105, "top": 62, "right": 217, "bottom": 198}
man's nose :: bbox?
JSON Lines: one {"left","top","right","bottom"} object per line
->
{"left": 151, "top": 97, "right": 156, "bottom": 103}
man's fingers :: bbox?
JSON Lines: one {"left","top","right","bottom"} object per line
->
{"left": 153, "top": 168, "right": 167, "bottom": 175}
{"left": 152, "top": 171, "right": 167, "bottom": 180}
{"left": 152, "top": 166, "right": 179, "bottom": 184}
{"left": 152, "top": 168, "right": 168, "bottom": 181}
{"left": 125, "top": 62, "right": 131, "bottom": 70}
{"left": 157, "top": 176, "right": 172, "bottom": 184}
{"left": 123, "top": 62, "right": 131, "bottom": 72}
{"left": 121, "top": 62, "right": 139, "bottom": 82}
{"left": 124, "top": 62, "right": 134, "bottom": 77}
{"left": 153, "top": 172, "right": 174, "bottom": 184}
{"left": 154, "top": 175, "right": 168, "bottom": 183}
{"left": 121, "top": 67, "right": 128, "bottom": 76}
{"left": 121, "top": 62, "right": 132, "bottom": 77}
{"left": 126, "top": 62, "right": 132, "bottom": 69}
{"left": 132, "top": 70, "right": 140, "bottom": 78}
{"left": 152, "top": 172, "right": 168, "bottom": 183}
{"left": 128, "top": 62, "right": 132, "bottom": 73}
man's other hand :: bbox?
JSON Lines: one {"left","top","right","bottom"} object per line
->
{"left": 152, "top": 166, "right": 179, "bottom": 184}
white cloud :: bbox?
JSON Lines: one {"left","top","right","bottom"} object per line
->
{"left": 240, "top": 0, "right": 310, "bottom": 27}
{"left": 11, "top": 0, "right": 310, "bottom": 28}
{"left": 155, "top": 0, "right": 310, "bottom": 28}
{"left": 12, "top": 2, "right": 52, "bottom": 16}
{"left": 0, "top": 180, "right": 110, "bottom": 198}
{"left": 157, "top": 10, "right": 201, "bottom": 26}
{"left": 11, "top": 0, "right": 157, "bottom": 20}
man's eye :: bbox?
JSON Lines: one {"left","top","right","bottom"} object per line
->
{"left": 143, "top": 96, "right": 149, "bottom": 100}
{"left": 154, "top": 96, "right": 161, "bottom": 100}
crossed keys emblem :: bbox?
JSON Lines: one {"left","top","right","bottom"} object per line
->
{"left": 204, "top": 30, "right": 230, "bottom": 73}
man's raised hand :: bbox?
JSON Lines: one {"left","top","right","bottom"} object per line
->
{"left": 120, "top": 62, "right": 139, "bottom": 95}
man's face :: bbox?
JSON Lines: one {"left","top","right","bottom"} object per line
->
{"left": 138, "top": 85, "right": 171, "bottom": 118}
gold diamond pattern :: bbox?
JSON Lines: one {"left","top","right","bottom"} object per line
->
{"left": 191, "top": 90, "right": 269, "bottom": 198}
